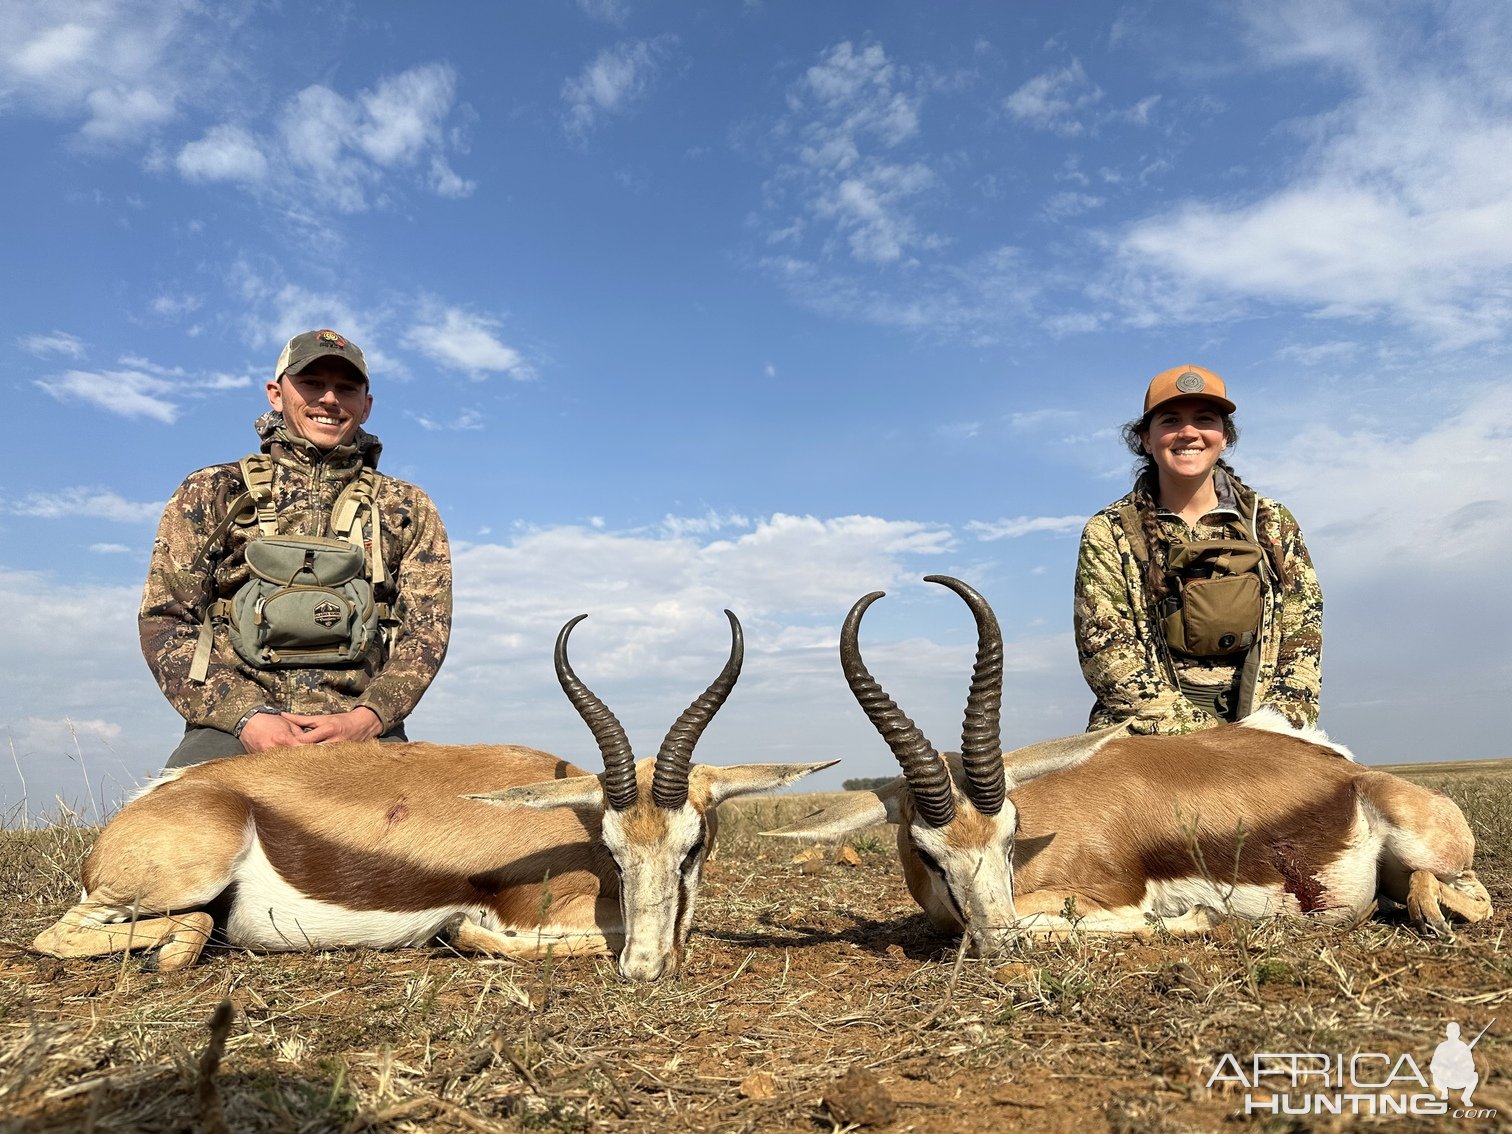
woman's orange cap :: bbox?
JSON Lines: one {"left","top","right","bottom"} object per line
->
{"left": 1143, "top": 365, "right": 1235, "bottom": 415}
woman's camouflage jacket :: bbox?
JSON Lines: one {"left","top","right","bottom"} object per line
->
{"left": 139, "top": 415, "right": 452, "bottom": 734}
{"left": 1073, "top": 475, "right": 1322, "bottom": 734}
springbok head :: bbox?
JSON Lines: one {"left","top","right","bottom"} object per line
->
{"left": 474, "top": 610, "right": 833, "bottom": 981}
{"left": 768, "top": 575, "right": 1021, "bottom": 956}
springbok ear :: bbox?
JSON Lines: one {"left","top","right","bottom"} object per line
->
{"left": 695, "top": 760, "right": 838, "bottom": 808}
{"left": 1001, "top": 722, "right": 1129, "bottom": 787}
{"left": 762, "top": 779, "right": 904, "bottom": 840}
{"left": 465, "top": 775, "right": 606, "bottom": 811}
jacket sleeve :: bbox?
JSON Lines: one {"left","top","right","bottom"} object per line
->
{"left": 1073, "top": 513, "right": 1214, "bottom": 735}
{"left": 1259, "top": 503, "right": 1323, "bottom": 728}
{"left": 138, "top": 473, "right": 269, "bottom": 733}
{"left": 355, "top": 487, "right": 452, "bottom": 729}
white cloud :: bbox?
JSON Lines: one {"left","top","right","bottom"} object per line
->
{"left": 760, "top": 244, "right": 1039, "bottom": 343}
{"left": 409, "top": 409, "right": 486, "bottom": 432}
{"left": 230, "top": 267, "right": 396, "bottom": 375}
{"left": 403, "top": 306, "right": 530, "bottom": 379}
{"left": 80, "top": 84, "right": 174, "bottom": 143}
{"left": 765, "top": 41, "right": 938, "bottom": 266}
{"left": 19, "top": 330, "right": 84, "bottom": 358}
{"left": 357, "top": 64, "right": 460, "bottom": 165}
{"left": 562, "top": 37, "right": 675, "bottom": 138}
{"left": 34, "top": 366, "right": 178, "bottom": 423}
{"left": 176, "top": 123, "right": 268, "bottom": 184}
{"left": 968, "top": 516, "right": 1086, "bottom": 541}
{"left": 577, "top": 0, "right": 630, "bottom": 25}
{"left": 150, "top": 293, "right": 202, "bottom": 318}
{"left": 1043, "top": 190, "right": 1105, "bottom": 220}
{"left": 4, "top": 488, "right": 164, "bottom": 523}
{"left": 1252, "top": 383, "right": 1512, "bottom": 581}
{"left": 1106, "top": 1, "right": 1512, "bottom": 344}
{"left": 165, "top": 63, "right": 472, "bottom": 214}
{"left": 89, "top": 543, "right": 134, "bottom": 554}
{"left": 0, "top": 567, "right": 161, "bottom": 815}
{"left": 0, "top": 0, "right": 234, "bottom": 147}
{"left": 31, "top": 349, "right": 254, "bottom": 423}
{"left": 1004, "top": 60, "right": 1103, "bottom": 137}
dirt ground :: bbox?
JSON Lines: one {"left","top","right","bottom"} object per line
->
{"left": 2, "top": 766, "right": 1510, "bottom": 1133}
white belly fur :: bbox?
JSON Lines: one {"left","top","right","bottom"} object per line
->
{"left": 225, "top": 835, "right": 469, "bottom": 951}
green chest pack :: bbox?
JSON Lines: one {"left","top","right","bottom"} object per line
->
{"left": 227, "top": 534, "right": 378, "bottom": 668}
{"left": 187, "top": 454, "right": 391, "bottom": 682}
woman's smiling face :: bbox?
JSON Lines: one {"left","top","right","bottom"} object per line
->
{"left": 1141, "top": 397, "right": 1227, "bottom": 485}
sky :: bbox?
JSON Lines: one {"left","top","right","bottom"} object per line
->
{"left": 3, "top": 0, "right": 1511, "bottom": 819}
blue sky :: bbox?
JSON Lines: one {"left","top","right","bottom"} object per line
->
{"left": 3, "top": 0, "right": 1511, "bottom": 817}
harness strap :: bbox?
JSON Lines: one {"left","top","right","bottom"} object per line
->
{"left": 188, "top": 599, "right": 234, "bottom": 684}
{"left": 238, "top": 455, "right": 279, "bottom": 536}
{"left": 1118, "top": 503, "right": 1148, "bottom": 563}
{"left": 329, "top": 468, "right": 385, "bottom": 586}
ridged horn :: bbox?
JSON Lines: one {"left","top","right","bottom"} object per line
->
{"left": 651, "top": 610, "right": 744, "bottom": 810}
{"left": 840, "top": 590, "right": 955, "bottom": 828}
{"left": 924, "top": 575, "right": 1006, "bottom": 815}
{"left": 555, "top": 614, "right": 638, "bottom": 811}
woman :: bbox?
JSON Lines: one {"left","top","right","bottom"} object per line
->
{"left": 1074, "top": 365, "right": 1322, "bottom": 734}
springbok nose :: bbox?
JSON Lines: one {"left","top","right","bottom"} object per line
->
{"left": 619, "top": 950, "right": 669, "bottom": 983}
{"left": 968, "top": 925, "right": 1014, "bottom": 958}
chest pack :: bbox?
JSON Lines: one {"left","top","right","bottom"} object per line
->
{"left": 1118, "top": 504, "right": 1271, "bottom": 659}
{"left": 187, "top": 454, "right": 390, "bottom": 682}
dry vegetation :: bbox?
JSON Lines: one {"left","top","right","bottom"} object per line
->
{"left": 3, "top": 767, "right": 1510, "bottom": 1133}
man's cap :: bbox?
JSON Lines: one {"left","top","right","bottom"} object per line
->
{"left": 275, "top": 329, "right": 369, "bottom": 384}
{"left": 1143, "top": 364, "right": 1235, "bottom": 416}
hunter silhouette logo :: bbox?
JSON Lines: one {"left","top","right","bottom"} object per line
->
{"left": 312, "top": 599, "right": 342, "bottom": 628}
{"left": 1431, "top": 1020, "right": 1491, "bottom": 1107}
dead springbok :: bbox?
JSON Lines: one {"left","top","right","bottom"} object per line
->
{"left": 34, "top": 610, "right": 830, "bottom": 981}
{"left": 769, "top": 575, "right": 1491, "bottom": 954}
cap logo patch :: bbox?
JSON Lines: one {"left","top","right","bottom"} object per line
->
{"left": 1175, "top": 370, "right": 1206, "bottom": 393}
{"left": 316, "top": 330, "right": 348, "bottom": 350}
{"left": 312, "top": 599, "right": 342, "bottom": 628}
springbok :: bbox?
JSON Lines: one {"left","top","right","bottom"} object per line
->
{"left": 769, "top": 575, "right": 1491, "bottom": 954}
{"left": 34, "top": 610, "right": 830, "bottom": 981}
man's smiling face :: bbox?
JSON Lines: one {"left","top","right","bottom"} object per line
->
{"left": 267, "top": 360, "right": 372, "bottom": 449}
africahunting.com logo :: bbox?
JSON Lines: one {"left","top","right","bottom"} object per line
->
{"left": 1207, "top": 1019, "right": 1496, "bottom": 1118}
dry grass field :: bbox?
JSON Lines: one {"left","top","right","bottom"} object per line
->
{"left": 3, "top": 763, "right": 1510, "bottom": 1133}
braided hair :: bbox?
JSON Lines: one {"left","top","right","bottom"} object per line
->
{"left": 1117, "top": 411, "right": 1286, "bottom": 599}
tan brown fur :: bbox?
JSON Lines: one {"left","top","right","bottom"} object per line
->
{"left": 37, "top": 741, "right": 621, "bottom": 966}
{"left": 1010, "top": 728, "right": 1361, "bottom": 911}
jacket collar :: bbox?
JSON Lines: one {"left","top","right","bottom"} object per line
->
{"left": 254, "top": 410, "right": 382, "bottom": 469}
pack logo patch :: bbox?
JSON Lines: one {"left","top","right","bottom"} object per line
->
{"left": 1176, "top": 370, "right": 1206, "bottom": 393}
{"left": 316, "top": 330, "right": 348, "bottom": 350}
{"left": 312, "top": 599, "right": 343, "bottom": 628}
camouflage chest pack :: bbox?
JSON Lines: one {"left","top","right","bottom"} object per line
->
{"left": 1118, "top": 503, "right": 1274, "bottom": 659}
{"left": 187, "top": 455, "right": 391, "bottom": 682}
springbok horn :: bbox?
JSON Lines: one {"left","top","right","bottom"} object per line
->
{"left": 555, "top": 614, "right": 638, "bottom": 811}
{"left": 651, "top": 610, "right": 744, "bottom": 810}
{"left": 840, "top": 591, "right": 956, "bottom": 828}
{"left": 924, "top": 575, "right": 1006, "bottom": 815}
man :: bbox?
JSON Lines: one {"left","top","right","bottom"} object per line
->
{"left": 140, "top": 329, "right": 452, "bottom": 767}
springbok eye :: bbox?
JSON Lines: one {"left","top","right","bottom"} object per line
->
{"left": 915, "top": 847, "right": 945, "bottom": 877}
{"left": 680, "top": 844, "right": 703, "bottom": 875}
